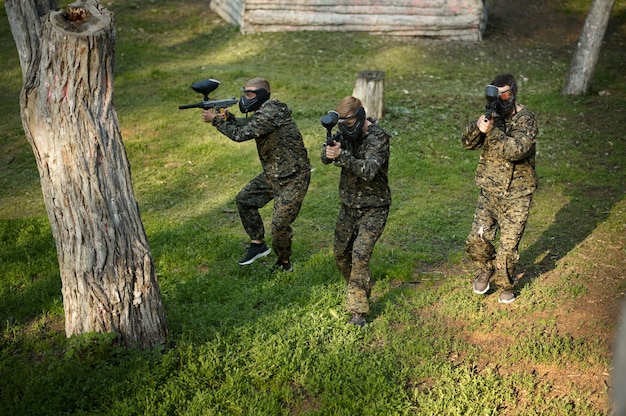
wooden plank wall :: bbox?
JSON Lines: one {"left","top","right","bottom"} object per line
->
{"left": 209, "top": 0, "right": 486, "bottom": 41}
{"left": 210, "top": 0, "right": 245, "bottom": 28}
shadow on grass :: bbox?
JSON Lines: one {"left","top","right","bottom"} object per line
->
{"left": 518, "top": 185, "right": 623, "bottom": 289}
{"left": 0, "top": 218, "right": 60, "bottom": 328}
{"left": 146, "top": 198, "right": 342, "bottom": 340}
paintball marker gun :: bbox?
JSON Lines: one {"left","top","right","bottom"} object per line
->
{"left": 321, "top": 110, "right": 341, "bottom": 146}
{"left": 179, "top": 79, "right": 238, "bottom": 115}
{"left": 483, "top": 84, "right": 499, "bottom": 122}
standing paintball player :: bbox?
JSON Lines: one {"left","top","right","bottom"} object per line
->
{"left": 462, "top": 73, "right": 538, "bottom": 303}
{"left": 203, "top": 77, "right": 311, "bottom": 272}
{"left": 321, "top": 96, "right": 391, "bottom": 327}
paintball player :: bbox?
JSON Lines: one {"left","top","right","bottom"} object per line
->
{"left": 321, "top": 96, "right": 391, "bottom": 327}
{"left": 461, "top": 73, "right": 538, "bottom": 303}
{"left": 203, "top": 77, "right": 311, "bottom": 272}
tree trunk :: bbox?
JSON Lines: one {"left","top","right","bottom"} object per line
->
{"left": 5, "top": 0, "right": 168, "bottom": 348}
{"left": 562, "top": 0, "right": 615, "bottom": 95}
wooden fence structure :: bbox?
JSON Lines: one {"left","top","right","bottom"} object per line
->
{"left": 209, "top": 0, "right": 487, "bottom": 41}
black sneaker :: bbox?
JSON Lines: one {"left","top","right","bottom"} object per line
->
{"left": 473, "top": 268, "right": 494, "bottom": 295}
{"left": 498, "top": 289, "right": 517, "bottom": 304}
{"left": 272, "top": 260, "right": 293, "bottom": 273}
{"left": 348, "top": 313, "right": 367, "bottom": 328}
{"left": 238, "top": 242, "right": 271, "bottom": 266}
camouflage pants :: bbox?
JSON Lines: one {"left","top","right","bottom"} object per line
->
{"left": 236, "top": 171, "right": 310, "bottom": 261}
{"left": 334, "top": 204, "right": 389, "bottom": 315}
{"left": 465, "top": 190, "right": 532, "bottom": 286}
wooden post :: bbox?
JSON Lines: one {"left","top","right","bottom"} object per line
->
{"left": 352, "top": 70, "right": 385, "bottom": 119}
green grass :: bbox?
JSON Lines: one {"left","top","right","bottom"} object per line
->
{"left": 1, "top": 0, "right": 625, "bottom": 414}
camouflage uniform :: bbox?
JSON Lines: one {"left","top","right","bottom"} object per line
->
{"left": 461, "top": 106, "right": 538, "bottom": 288}
{"left": 321, "top": 119, "right": 391, "bottom": 315}
{"left": 213, "top": 99, "right": 311, "bottom": 262}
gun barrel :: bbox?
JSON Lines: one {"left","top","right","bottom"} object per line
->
{"left": 179, "top": 102, "right": 203, "bottom": 110}
{"left": 179, "top": 98, "right": 238, "bottom": 110}
{"left": 205, "top": 98, "right": 238, "bottom": 109}
{"left": 483, "top": 84, "right": 499, "bottom": 121}
{"left": 484, "top": 100, "right": 497, "bottom": 121}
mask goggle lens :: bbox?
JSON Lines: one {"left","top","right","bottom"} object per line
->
{"left": 338, "top": 113, "right": 358, "bottom": 125}
{"left": 498, "top": 89, "right": 512, "bottom": 101}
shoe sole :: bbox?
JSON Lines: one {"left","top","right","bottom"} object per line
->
{"left": 238, "top": 247, "right": 271, "bottom": 265}
{"left": 473, "top": 281, "right": 490, "bottom": 295}
{"left": 498, "top": 296, "right": 517, "bottom": 304}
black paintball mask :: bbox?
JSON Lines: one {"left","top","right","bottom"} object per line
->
{"left": 239, "top": 87, "right": 271, "bottom": 113}
{"left": 494, "top": 79, "right": 517, "bottom": 117}
{"left": 338, "top": 106, "right": 366, "bottom": 141}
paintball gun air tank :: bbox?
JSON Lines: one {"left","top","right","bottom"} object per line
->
{"left": 321, "top": 110, "right": 339, "bottom": 146}
{"left": 178, "top": 79, "right": 238, "bottom": 114}
{"left": 484, "top": 84, "right": 499, "bottom": 122}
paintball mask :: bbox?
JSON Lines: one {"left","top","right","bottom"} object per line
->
{"left": 239, "top": 87, "right": 271, "bottom": 113}
{"left": 338, "top": 106, "right": 366, "bottom": 141}
{"left": 496, "top": 90, "right": 515, "bottom": 116}
{"left": 494, "top": 79, "right": 517, "bottom": 117}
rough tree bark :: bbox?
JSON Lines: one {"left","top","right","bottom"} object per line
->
{"left": 562, "top": 0, "right": 615, "bottom": 95}
{"left": 5, "top": 0, "right": 168, "bottom": 348}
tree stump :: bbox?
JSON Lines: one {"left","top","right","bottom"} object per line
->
{"left": 352, "top": 70, "right": 385, "bottom": 119}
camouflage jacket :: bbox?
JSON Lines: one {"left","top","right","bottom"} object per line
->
{"left": 461, "top": 105, "right": 538, "bottom": 198}
{"left": 321, "top": 120, "right": 391, "bottom": 208}
{"left": 213, "top": 99, "right": 311, "bottom": 181}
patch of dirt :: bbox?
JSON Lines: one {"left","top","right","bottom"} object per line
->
{"left": 540, "top": 231, "right": 626, "bottom": 341}
{"left": 462, "top": 219, "right": 625, "bottom": 411}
